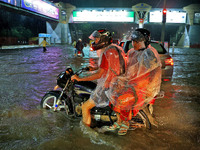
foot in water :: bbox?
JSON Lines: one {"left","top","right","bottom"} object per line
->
{"left": 118, "top": 121, "right": 129, "bottom": 136}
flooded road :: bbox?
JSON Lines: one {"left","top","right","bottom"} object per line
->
{"left": 0, "top": 46, "right": 199, "bottom": 150}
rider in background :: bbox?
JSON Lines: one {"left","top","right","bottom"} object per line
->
{"left": 75, "top": 38, "right": 84, "bottom": 57}
{"left": 107, "top": 28, "right": 162, "bottom": 135}
{"left": 71, "top": 29, "right": 126, "bottom": 127}
{"left": 72, "top": 40, "right": 77, "bottom": 56}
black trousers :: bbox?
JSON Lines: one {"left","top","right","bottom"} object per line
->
{"left": 43, "top": 47, "right": 47, "bottom": 52}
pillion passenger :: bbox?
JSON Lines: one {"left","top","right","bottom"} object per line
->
{"left": 106, "top": 28, "right": 162, "bottom": 135}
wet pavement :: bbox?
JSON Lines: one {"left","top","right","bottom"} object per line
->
{"left": 0, "top": 45, "right": 199, "bottom": 150}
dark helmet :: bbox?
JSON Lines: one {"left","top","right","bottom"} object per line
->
{"left": 89, "top": 29, "right": 112, "bottom": 51}
{"left": 135, "top": 28, "right": 151, "bottom": 47}
{"left": 131, "top": 31, "right": 145, "bottom": 42}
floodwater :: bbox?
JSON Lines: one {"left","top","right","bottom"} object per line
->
{"left": 0, "top": 46, "right": 199, "bottom": 150}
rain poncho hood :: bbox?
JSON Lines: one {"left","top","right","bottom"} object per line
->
{"left": 106, "top": 45, "right": 162, "bottom": 110}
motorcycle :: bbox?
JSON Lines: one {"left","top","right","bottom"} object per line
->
{"left": 77, "top": 50, "right": 82, "bottom": 57}
{"left": 40, "top": 66, "right": 152, "bottom": 129}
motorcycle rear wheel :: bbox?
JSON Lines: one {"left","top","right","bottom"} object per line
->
{"left": 130, "top": 110, "right": 151, "bottom": 130}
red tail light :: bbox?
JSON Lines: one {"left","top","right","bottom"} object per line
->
{"left": 165, "top": 57, "right": 174, "bottom": 66}
{"left": 120, "top": 42, "right": 124, "bottom": 47}
{"left": 125, "top": 54, "right": 127, "bottom": 60}
{"left": 163, "top": 78, "right": 170, "bottom": 82}
{"left": 90, "top": 47, "right": 93, "bottom": 51}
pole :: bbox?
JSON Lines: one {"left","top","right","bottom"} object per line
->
{"left": 161, "top": 0, "right": 166, "bottom": 44}
{"left": 172, "top": 42, "right": 175, "bottom": 55}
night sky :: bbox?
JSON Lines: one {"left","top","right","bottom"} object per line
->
{"left": 51, "top": 0, "right": 200, "bottom": 8}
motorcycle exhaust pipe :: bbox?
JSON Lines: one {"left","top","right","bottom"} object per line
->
{"left": 94, "top": 114, "right": 117, "bottom": 122}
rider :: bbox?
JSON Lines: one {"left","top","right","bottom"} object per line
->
{"left": 75, "top": 38, "right": 84, "bottom": 57}
{"left": 71, "top": 29, "right": 126, "bottom": 127}
{"left": 107, "top": 28, "right": 162, "bottom": 135}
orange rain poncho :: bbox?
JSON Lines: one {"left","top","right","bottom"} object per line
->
{"left": 106, "top": 45, "right": 162, "bottom": 119}
{"left": 90, "top": 43, "right": 126, "bottom": 107}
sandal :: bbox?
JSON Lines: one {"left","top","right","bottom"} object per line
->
{"left": 118, "top": 123, "right": 129, "bottom": 136}
{"left": 106, "top": 122, "right": 120, "bottom": 131}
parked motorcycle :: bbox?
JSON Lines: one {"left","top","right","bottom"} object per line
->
{"left": 40, "top": 66, "right": 152, "bottom": 129}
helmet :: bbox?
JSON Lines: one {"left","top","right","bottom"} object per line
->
{"left": 131, "top": 31, "right": 145, "bottom": 42}
{"left": 133, "top": 28, "right": 151, "bottom": 48}
{"left": 89, "top": 29, "right": 112, "bottom": 51}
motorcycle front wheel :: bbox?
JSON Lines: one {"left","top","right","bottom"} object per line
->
{"left": 40, "top": 92, "right": 67, "bottom": 111}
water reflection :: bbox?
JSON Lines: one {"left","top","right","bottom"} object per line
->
{"left": 0, "top": 46, "right": 199, "bottom": 150}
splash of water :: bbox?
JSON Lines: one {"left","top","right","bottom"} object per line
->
{"left": 79, "top": 121, "right": 121, "bottom": 150}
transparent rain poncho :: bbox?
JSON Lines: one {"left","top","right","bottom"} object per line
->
{"left": 90, "top": 44, "right": 126, "bottom": 107}
{"left": 106, "top": 45, "right": 162, "bottom": 111}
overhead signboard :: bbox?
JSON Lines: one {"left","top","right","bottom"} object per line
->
{"left": 167, "top": 11, "right": 186, "bottom": 23}
{"left": 149, "top": 10, "right": 186, "bottom": 23}
{"left": 72, "top": 10, "right": 134, "bottom": 22}
{"left": 39, "top": 33, "right": 51, "bottom": 37}
{"left": 0, "top": 0, "right": 21, "bottom": 7}
{"left": 149, "top": 11, "right": 162, "bottom": 22}
{"left": 21, "top": 0, "right": 59, "bottom": 20}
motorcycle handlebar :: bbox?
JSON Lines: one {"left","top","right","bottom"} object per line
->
{"left": 75, "top": 67, "right": 90, "bottom": 76}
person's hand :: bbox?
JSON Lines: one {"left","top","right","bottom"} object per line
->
{"left": 71, "top": 75, "right": 81, "bottom": 82}
{"left": 89, "top": 66, "right": 95, "bottom": 71}
{"left": 104, "top": 81, "right": 110, "bottom": 89}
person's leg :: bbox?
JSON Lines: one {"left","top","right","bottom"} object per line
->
{"left": 117, "top": 109, "right": 131, "bottom": 135}
{"left": 112, "top": 104, "right": 122, "bottom": 125}
{"left": 132, "top": 90, "right": 145, "bottom": 117}
{"left": 75, "top": 49, "right": 77, "bottom": 56}
{"left": 107, "top": 100, "right": 123, "bottom": 130}
{"left": 120, "top": 109, "right": 131, "bottom": 121}
{"left": 43, "top": 47, "right": 46, "bottom": 52}
{"left": 107, "top": 93, "right": 133, "bottom": 131}
{"left": 82, "top": 50, "right": 84, "bottom": 57}
{"left": 82, "top": 98, "right": 96, "bottom": 126}
{"left": 116, "top": 112, "right": 121, "bottom": 125}
{"left": 107, "top": 112, "right": 121, "bottom": 130}
{"left": 118, "top": 120, "right": 129, "bottom": 135}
